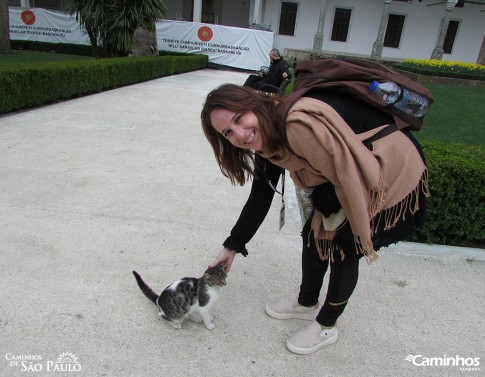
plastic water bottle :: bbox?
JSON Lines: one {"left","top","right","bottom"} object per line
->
{"left": 369, "top": 81, "right": 429, "bottom": 118}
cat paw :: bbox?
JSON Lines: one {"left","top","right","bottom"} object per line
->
{"left": 205, "top": 322, "right": 216, "bottom": 330}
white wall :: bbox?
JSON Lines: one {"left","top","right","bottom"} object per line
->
{"left": 443, "top": 6, "right": 485, "bottom": 62}
{"left": 163, "top": 0, "right": 485, "bottom": 63}
{"left": 380, "top": 1, "right": 443, "bottom": 60}
{"left": 322, "top": 1, "right": 381, "bottom": 56}
{"left": 263, "top": 0, "right": 485, "bottom": 63}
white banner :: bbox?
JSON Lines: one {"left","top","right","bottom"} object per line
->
{"left": 9, "top": 7, "right": 89, "bottom": 45}
{"left": 8, "top": 7, "right": 274, "bottom": 71}
{"left": 156, "top": 20, "right": 274, "bottom": 71}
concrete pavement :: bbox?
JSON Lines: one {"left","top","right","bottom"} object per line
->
{"left": 0, "top": 69, "right": 483, "bottom": 377}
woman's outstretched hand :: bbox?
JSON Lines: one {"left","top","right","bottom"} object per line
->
{"left": 209, "top": 248, "right": 236, "bottom": 273}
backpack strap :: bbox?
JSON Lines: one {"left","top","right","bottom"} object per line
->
{"left": 362, "top": 123, "right": 398, "bottom": 151}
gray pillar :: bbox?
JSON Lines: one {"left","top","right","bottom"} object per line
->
{"left": 431, "top": 0, "right": 457, "bottom": 60}
{"left": 312, "top": 0, "right": 327, "bottom": 57}
{"left": 371, "top": 0, "right": 391, "bottom": 59}
{"left": 193, "top": 0, "right": 202, "bottom": 23}
{"left": 477, "top": 33, "right": 485, "bottom": 65}
{"left": 253, "top": 0, "right": 263, "bottom": 24}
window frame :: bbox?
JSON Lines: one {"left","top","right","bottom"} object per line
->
{"left": 384, "top": 13, "right": 406, "bottom": 49}
{"left": 443, "top": 19, "right": 460, "bottom": 54}
{"left": 278, "top": 1, "right": 299, "bottom": 37}
{"left": 330, "top": 7, "right": 352, "bottom": 43}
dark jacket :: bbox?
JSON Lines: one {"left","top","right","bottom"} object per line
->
{"left": 244, "top": 58, "right": 291, "bottom": 91}
{"left": 263, "top": 58, "right": 290, "bottom": 87}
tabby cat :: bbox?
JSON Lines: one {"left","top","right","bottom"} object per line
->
{"left": 132, "top": 264, "right": 227, "bottom": 330}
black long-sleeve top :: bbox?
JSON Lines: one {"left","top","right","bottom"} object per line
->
{"left": 264, "top": 58, "right": 291, "bottom": 87}
{"left": 222, "top": 91, "right": 394, "bottom": 256}
{"left": 222, "top": 156, "right": 283, "bottom": 256}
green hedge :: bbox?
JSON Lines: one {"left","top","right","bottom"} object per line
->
{"left": 11, "top": 40, "right": 198, "bottom": 58}
{"left": 393, "top": 64, "right": 485, "bottom": 81}
{"left": 11, "top": 40, "right": 95, "bottom": 56}
{"left": 0, "top": 54, "right": 208, "bottom": 114}
{"left": 415, "top": 141, "right": 485, "bottom": 248}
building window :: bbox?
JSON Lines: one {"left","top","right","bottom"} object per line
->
{"left": 202, "top": 0, "right": 215, "bottom": 24}
{"left": 384, "top": 14, "right": 405, "bottom": 48}
{"left": 443, "top": 20, "right": 459, "bottom": 54}
{"left": 279, "top": 2, "right": 298, "bottom": 36}
{"left": 331, "top": 8, "right": 351, "bottom": 42}
{"left": 28, "top": 0, "right": 65, "bottom": 10}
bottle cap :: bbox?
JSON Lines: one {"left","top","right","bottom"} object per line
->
{"left": 369, "top": 81, "right": 379, "bottom": 92}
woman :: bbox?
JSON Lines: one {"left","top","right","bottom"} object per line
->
{"left": 200, "top": 84, "right": 429, "bottom": 355}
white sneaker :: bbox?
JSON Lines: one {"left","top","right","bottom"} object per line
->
{"left": 265, "top": 296, "right": 319, "bottom": 320}
{"left": 286, "top": 321, "right": 338, "bottom": 355}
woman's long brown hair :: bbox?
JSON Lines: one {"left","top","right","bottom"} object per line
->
{"left": 201, "top": 84, "right": 287, "bottom": 186}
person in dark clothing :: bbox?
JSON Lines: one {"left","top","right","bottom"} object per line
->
{"left": 243, "top": 49, "right": 290, "bottom": 92}
{"left": 200, "top": 84, "right": 429, "bottom": 355}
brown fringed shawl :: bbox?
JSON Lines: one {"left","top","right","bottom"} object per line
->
{"left": 261, "top": 98, "right": 429, "bottom": 262}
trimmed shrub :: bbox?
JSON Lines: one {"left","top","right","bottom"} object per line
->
{"left": 11, "top": 40, "right": 95, "bottom": 56}
{"left": 0, "top": 54, "right": 208, "bottom": 114}
{"left": 416, "top": 141, "right": 485, "bottom": 248}
{"left": 393, "top": 59, "right": 485, "bottom": 81}
{"left": 10, "top": 40, "right": 200, "bottom": 58}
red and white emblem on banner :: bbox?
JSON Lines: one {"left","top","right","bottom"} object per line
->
{"left": 21, "top": 10, "right": 36, "bottom": 25}
{"left": 197, "top": 26, "right": 213, "bottom": 42}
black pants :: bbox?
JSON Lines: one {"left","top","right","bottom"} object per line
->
{"left": 297, "top": 216, "right": 361, "bottom": 327}
{"left": 243, "top": 75, "right": 270, "bottom": 90}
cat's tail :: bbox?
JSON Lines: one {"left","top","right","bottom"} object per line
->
{"left": 132, "top": 271, "right": 159, "bottom": 304}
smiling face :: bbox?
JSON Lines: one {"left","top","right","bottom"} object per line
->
{"left": 210, "top": 108, "right": 264, "bottom": 151}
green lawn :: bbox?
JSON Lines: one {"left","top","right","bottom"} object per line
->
{"left": 0, "top": 50, "right": 94, "bottom": 65}
{"left": 416, "top": 83, "right": 485, "bottom": 146}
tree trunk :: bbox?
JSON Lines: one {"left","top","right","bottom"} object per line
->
{"left": 0, "top": 0, "right": 11, "bottom": 53}
{"left": 131, "top": 20, "right": 159, "bottom": 57}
